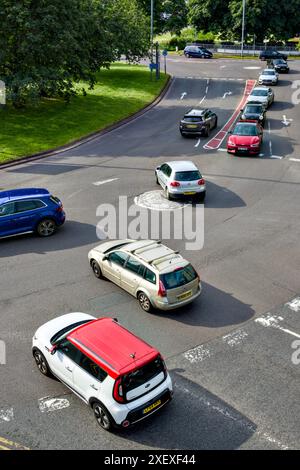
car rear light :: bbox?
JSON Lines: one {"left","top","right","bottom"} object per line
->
{"left": 198, "top": 178, "right": 205, "bottom": 186}
{"left": 56, "top": 205, "right": 63, "bottom": 212}
{"left": 113, "top": 377, "right": 125, "bottom": 403}
{"left": 158, "top": 280, "right": 167, "bottom": 297}
{"left": 170, "top": 181, "right": 180, "bottom": 187}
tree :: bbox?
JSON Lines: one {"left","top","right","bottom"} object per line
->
{"left": 0, "top": 0, "right": 149, "bottom": 107}
{"left": 136, "top": 0, "right": 165, "bottom": 34}
{"left": 161, "top": 0, "right": 188, "bottom": 36}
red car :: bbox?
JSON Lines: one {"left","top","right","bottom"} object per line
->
{"left": 227, "top": 121, "right": 263, "bottom": 156}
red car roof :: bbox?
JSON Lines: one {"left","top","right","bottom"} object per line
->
{"left": 67, "top": 318, "right": 159, "bottom": 379}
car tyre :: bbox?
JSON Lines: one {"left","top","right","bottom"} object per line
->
{"left": 155, "top": 174, "right": 160, "bottom": 185}
{"left": 33, "top": 348, "right": 52, "bottom": 377}
{"left": 91, "top": 260, "right": 103, "bottom": 279}
{"left": 203, "top": 126, "right": 210, "bottom": 137}
{"left": 36, "top": 219, "right": 56, "bottom": 237}
{"left": 92, "top": 402, "right": 114, "bottom": 431}
{"left": 213, "top": 117, "right": 218, "bottom": 129}
{"left": 165, "top": 188, "right": 171, "bottom": 200}
{"left": 138, "top": 292, "right": 153, "bottom": 313}
{"left": 196, "top": 191, "right": 206, "bottom": 203}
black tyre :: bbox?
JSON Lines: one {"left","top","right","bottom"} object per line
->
{"left": 196, "top": 191, "right": 206, "bottom": 203}
{"left": 203, "top": 126, "right": 210, "bottom": 137}
{"left": 138, "top": 292, "right": 152, "bottom": 313}
{"left": 92, "top": 402, "right": 113, "bottom": 431}
{"left": 180, "top": 131, "right": 186, "bottom": 138}
{"left": 213, "top": 117, "right": 218, "bottom": 129}
{"left": 165, "top": 188, "right": 171, "bottom": 200}
{"left": 156, "top": 174, "right": 159, "bottom": 185}
{"left": 33, "top": 348, "right": 52, "bottom": 377}
{"left": 91, "top": 260, "right": 103, "bottom": 279}
{"left": 36, "top": 219, "right": 56, "bottom": 237}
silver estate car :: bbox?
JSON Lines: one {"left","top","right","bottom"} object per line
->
{"left": 88, "top": 239, "right": 202, "bottom": 312}
{"left": 155, "top": 161, "right": 206, "bottom": 202}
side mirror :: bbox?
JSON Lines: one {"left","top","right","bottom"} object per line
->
{"left": 156, "top": 166, "right": 161, "bottom": 171}
{"left": 240, "top": 109, "right": 243, "bottom": 113}
{"left": 228, "top": 130, "right": 232, "bottom": 134}
{"left": 102, "top": 255, "right": 108, "bottom": 262}
{"left": 50, "top": 345, "right": 58, "bottom": 355}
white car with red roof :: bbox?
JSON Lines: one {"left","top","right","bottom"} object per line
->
{"left": 32, "top": 313, "right": 173, "bottom": 431}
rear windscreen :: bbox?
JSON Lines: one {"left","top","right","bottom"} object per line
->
{"left": 160, "top": 264, "right": 198, "bottom": 290}
{"left": 174, "top": 171, "right": 201, "bottom": 181}
{"left": 183, "top": 116, "right": 202, "bottom": 122}
{"left": 122, "top": 356, "right": 164, "bottom": 393}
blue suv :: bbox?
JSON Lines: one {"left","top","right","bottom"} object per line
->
{"left": 0, "top": 188, "right": 66, "bottom": 238}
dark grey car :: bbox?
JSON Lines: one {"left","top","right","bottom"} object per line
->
{"left": 180, "top": 108, "right": 218, "bottom": 137}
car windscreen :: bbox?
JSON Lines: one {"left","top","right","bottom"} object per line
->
{"left": 174, "top": 170, "right": 201, "bottom": 181}
{"left": 263, "top": 71, "right": 275, "bottom": 75}
{"left": 244, "top": 105, "right": 262, "bottom": 114}
{"left": 183, "top": 116, "right": 202, "bottom": 122}
{"left": 233, "top": 124, "right": 258, "bottom": 136}
{"left": 50, "top": 320, "right": 93, "bottom": 344}
{"left": 160, "top": 264, "right": 198, "bottom": 290}
{"left": 251, "top": 90, "right": 268, "bottom": 96}
{"left": 122, "top": 355, "right": 164, "bottom": 393}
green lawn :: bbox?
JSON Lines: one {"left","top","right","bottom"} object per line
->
{"left": 0, "top": 64, "right": 169, "bottom": 164}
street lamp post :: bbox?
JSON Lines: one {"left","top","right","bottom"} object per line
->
{"left": 150, "top": 0, "right": 154, "bottom": 64}
{"left": 241, "top": 0, "right": 246, "bottom": 57}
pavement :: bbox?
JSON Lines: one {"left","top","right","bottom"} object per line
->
{"left": 0, "top": 55, "right": 300, "bottom": 450}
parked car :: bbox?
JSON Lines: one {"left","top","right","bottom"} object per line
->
{"left": 155, "top": 160, "right": 206, "bottom": 201}
{"left": 239, "top": 102, "right": 266, "bottom": 127}
{"left": 246, "top": 86, "right": 274, "bottom": 109}
{"left": 32, "top": 313, "right": 173, "bottom": 431}
{"left": 88, "top": 239, "right": 202, "bottom": 312}
{"left": 258, "top": 68, "right": 279, "bottom": 86}
{"left": 227, "top": 121, "right": 263, "bottom": 156}
{"left": 184, "top": 45, "right": 213, "bottom": 58}
{"left": 271, "top": 58, "right": 289, "bottom": 73}
{"left": 259, "top": 50, "right": 288, "bottom": 61}
{"left": 0, "top": 188, "right": 65, "bottom": 238}
{"left": 180, "top": 108, "right": 218, "bottom": 137}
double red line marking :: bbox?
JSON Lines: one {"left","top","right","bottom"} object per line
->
{"left": 203, "top": 80, "right": 256, "bottom": 150}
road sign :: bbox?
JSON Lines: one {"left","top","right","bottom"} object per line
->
{"left": 149, "top": 62, "right": 157, "bottom": 71}
{"left": 162, "top": 49, "right": 168, "bottom": 57}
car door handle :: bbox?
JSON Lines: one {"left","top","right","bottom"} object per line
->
{"left": 90, "top": 384, "right": 98, "bottom": 391}
{"left": 65, "top": 366, "right": 73, "bottom": 372}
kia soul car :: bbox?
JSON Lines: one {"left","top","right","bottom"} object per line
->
{"left": 32, "top": 313, "right": 173, "bottom": 431}
{"left": 88, "top": 239, "right": 202, "bottom": 312}
{"left": 155, "top": 160, "right": 206, "bottom": 201}
{"left": 0, "top": 188, "right": 65, "bottom": 238}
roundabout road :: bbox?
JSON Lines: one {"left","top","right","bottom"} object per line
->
{"left": 0, "top": 57, "right": 300, "bottom": 449}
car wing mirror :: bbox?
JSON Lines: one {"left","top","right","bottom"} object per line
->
{"left": 156, "top": 166, "right": 161, "bottom": 171}
{"left": 102, "top": 255, "right": 108, "bottom": 261}
{"left": 50, "top": 345, "right": 58, "bottom": 355}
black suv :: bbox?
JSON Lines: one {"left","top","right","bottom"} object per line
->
{"left": 184, "top": 45, "right": 213, "bottom": 59}
{"left": 239, "top": 102, "right": 266, "bottom": 127}
{"left": 271, "top": 58, "right": 289, "bottom": 73}
{"left": 180, "top": 108, "right": 218, "bottom": 137}
{"left": 259, "top": 50, "right": 288, "bottom": 61}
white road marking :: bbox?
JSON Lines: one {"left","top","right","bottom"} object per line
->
{"left": 269, "top": 141, "right": 273, "bottom": 156}
{"left": 134, "top": 190, "right": 189, "bottom": 211}
{"left": 183, "top": 345, "right": 211, "bottom": 363}
{"left": 259, "top": 153, "right": 264, "bottom": 157}
{"left": 289, "top": 158, "right": 300, "bottom": 162}
{"left": 223, "top": 91, "right": 233, "bottom": 99}
{"left": 38, "top": 397, "right": 70, "bottom": 413}
{"left": 180, "top": 92, "right": 187, "bottom": 100}
{"left": 222, "top": 329, "right": 248, "bottom": 347}
{"left": 93, "top": 178, "right": 119, "bottom": 186}
{"left": 218, "top": 148, "right": 227, "bottom": 152}
{"left": 286, "top": 298, "right": 300, "bottom": 312}
{"left": 282, "top": 115, "right": 293, "bottom": 126}
{"left": 244, "top": 66, "right": 261, "bottom": 70}
{"left": 0, "top": 408, "right": 14, "bottom": 422}
{"left": 194, "top": 139, "right": 201, "bottom": 148}
{"left": 207, "top": 79, "right": 210, "bottom": 85}
{"left": 198, "top": 95, "right": 206, "bottom": 105}
{"left": 66, "top": 189, "right": 83, "bottom": 199}
{"left": 220, "top": 65, "right": 226, "bottom": 69}
{"left": 205, "top": 86, "right": 209, "bottom": 94}
{"left": 270, "top": 155, "right": 283, "bottom": 159}
{"left": 174, "top": 383, "right": 289, "bottom": 450}
{"left": 255, "top": 314, "right": 300, "bottom": 339}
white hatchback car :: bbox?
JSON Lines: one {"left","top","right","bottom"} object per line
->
{"left": 32, "top": 313, "right": 173, "bottom": 431}
{"left": 155, "top": 161, "right": 206, "bottom": 202}
{"left": 88, "top": 239, "right": 202, "bottom": 312}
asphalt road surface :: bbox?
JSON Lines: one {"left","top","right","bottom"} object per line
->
{"left": 0, "top": 56, "right": 300, "bottom": 450}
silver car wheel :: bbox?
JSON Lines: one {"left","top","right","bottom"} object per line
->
{"left": 93, "top": 404, "right": 112, "bottom": 430}
{"left": 37, "top": 219, "right": 56, "bottom": 237}
{"left": 34, "top": 350, "right": 48, "bottom": 375}
{"left": 138, "top": 292, "right": 152, "bottom": 312}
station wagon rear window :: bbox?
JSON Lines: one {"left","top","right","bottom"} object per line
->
{"left": 160, "top": 264, "right": 198, "bottom": 290}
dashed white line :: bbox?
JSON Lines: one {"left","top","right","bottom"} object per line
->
{"left": 180, "top": 92, "right": 187, "bottom": 100}
{"left": 194, "top": 139, "right": 201, "bottom": 148}
{"left": 198, "top": 96, "right": 206, "bottom": 105}
{"left": 255, "top": 314, "right": 300, "bottom": 339}
{"left": 218, "top": 148, "right": 228, "bottom": 152}
{"left": 38, "top": 397, "right": 70, "bottom": 413}
{"left": 93, "top": 178, "right": 119, "bottom": 186}
{"left": 286, "top": 298, "right": 300, "bottom": 312}
{"left": 222, "top": 329, "right": 248, "bottom": 347}
{"left": 0, "top": 408, "right": 14, "bottom": 422}
{"left": 183, "top": 345, "right": 211, "bottom": 363}
{"left": 289, "top": 158, "right": 300, "bottom": 162}
{"left": 205, "top": 86, "right": 209, "bottom": 94}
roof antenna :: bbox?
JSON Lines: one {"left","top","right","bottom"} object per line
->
{"left": 130, "top": 352, "right": 136, "bottom": 359}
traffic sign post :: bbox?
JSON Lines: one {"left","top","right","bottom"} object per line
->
{"left": 162, "top": 49, "right": 168, "bottom": 75}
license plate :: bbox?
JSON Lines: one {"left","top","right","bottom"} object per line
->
{"left": 186, "top": 124, "right": 197, "bottom": 128}
{"left": 184, "top": 191, "right": 196, "bottom": 195}
{"left": 143, "top": 400, "right": 161, "bottom": 414}
{"left": 238, "top": 147, "right": 247, "bottom": 151}
{"left": 178, "top": 290, "right": 192, "bottom": 301}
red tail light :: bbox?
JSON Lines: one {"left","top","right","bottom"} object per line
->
{"left": 113, "top": 377, "right": 124, "bottom": 403}
{"left": 170, "top": 181, "right": 180, "bottom": 187}
{"left": 158, "top": 280, "right": 167, "bottom": 297}
{"left": 56, "top": 205, "right": 63, "bottom": 212}
{"left": 198, "top": 178, "right": 205, "bottom": 186}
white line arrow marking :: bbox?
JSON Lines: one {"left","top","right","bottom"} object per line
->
{"left": 194, "top": 139, "right": 201, "bottom": 148}
{"left": 222, "top": 91, "right": 233, "bottom": 99}
{"left": 93, "top": 178, "right": 119, "bottom": 186}
{"left": 180, "top": 92, "right": 187, "bottom": 100}
{"left": 282, "top": 115, "right": 293, "bottom": 126}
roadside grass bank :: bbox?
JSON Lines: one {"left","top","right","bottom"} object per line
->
{"left": 0, "top": 63, "right": 169, "bottom": 164}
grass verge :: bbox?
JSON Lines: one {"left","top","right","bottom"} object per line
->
{"left": 0, "top": 63, "right": 169, "bottom": 164}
